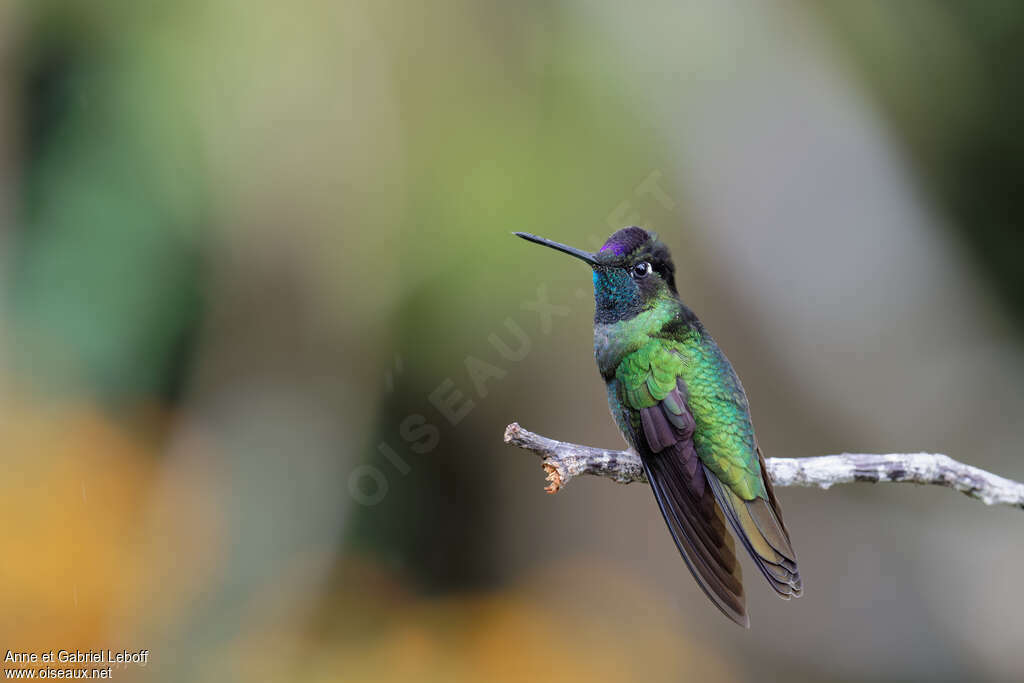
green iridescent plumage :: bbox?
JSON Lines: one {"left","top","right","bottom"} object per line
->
{"left": 516, "top": 227, "right": 802, "bottom": 627}
{"left": 680, "top": 333, "right": 767, "bottom": 501}
{"left": 615, "top": 330, "right": 766, "bottom": 501}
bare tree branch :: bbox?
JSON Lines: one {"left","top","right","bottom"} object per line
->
{"left": 504, "top": 422, "right": 1024, "bottom": 509}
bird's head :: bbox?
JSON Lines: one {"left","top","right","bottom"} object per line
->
{"left": 515, "top": 226, "right": 677, "bottom": 323}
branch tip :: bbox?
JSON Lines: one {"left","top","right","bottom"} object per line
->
{"left": 542, "top": 463, "right": 563, "bottom": 494}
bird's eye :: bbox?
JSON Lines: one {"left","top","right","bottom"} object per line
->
{"left": 631, "top": 261, "right": 652, "bottom": 279}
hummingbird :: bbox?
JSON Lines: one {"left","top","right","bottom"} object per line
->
{"left": 516, "top": 226, "right": 801, "bottom": 627}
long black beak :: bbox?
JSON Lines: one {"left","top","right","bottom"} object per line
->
{"left": 514, "top": 232, "right": 598, "bottom": 265}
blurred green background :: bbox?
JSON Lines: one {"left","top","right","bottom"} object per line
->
{"left": 2, "top": 1, "right": 1024, "bottom": 681}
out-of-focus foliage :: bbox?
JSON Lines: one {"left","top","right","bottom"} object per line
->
{"left": 2, "top": 1, "right": 1024, "bottom": 682}
{"left": 815, "top": 0, "right": 1024, "bottom": 324}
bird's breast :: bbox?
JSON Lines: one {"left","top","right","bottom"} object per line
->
{"left": 593, "top": 324, "right": 642, "bottom": 380}
{"left": 593, "top": 298, "right": 678, "bottom": 380}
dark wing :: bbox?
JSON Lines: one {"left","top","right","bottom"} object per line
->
{"left": 626, "top": 378, "right": 749, "bottom": 627}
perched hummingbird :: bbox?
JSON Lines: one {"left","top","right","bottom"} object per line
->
{"left": 516, "top": 227, "right": 801, "bottom": 627}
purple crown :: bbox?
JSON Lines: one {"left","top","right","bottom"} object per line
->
{"left": 600, "top": 226, "right": 650, "bottom": 256}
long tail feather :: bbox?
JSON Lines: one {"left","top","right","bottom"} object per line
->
{"left": 705, "top": 454, "right": 802, "bottom": 598}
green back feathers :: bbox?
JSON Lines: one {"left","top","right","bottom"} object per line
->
{"left": 681, "top": 333, "right": 766, "bottom": 501}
